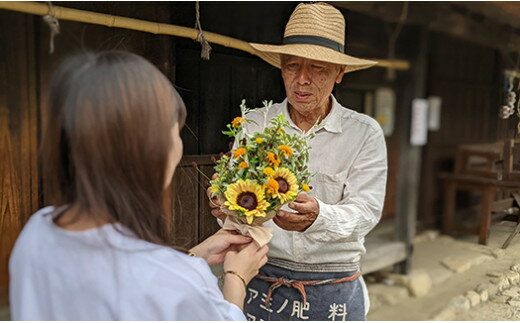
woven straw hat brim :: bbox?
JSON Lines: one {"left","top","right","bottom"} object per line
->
{"left": 249, "top": 42, "right": 378, "bottom": 74}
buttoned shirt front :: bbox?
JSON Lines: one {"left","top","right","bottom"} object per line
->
{"left": 243, "top": 95, "right": 388, "bottom": 272}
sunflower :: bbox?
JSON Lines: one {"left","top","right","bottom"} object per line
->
{"left": 302, "top": 183, "right": 311, "bottom": 192}
{"left": 233, "top": 147, "right": 247, "bottom": 159}
{"left": 224, "top": 180, "right": 270, "bottom": 224}
{"left": 278, "top": 145, "right": 293, "bottom": 157}
{"left": 267, "top": 167, "right": 298, "bottom": 204}
{"left": 266, "top": 152, "right": 281, "bottom": 167}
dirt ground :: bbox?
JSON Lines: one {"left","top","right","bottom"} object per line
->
{"left": 367, "top": 220, "right": 520, "bottom": 321}
{"left": 454, "top": 288, "right": 520, "bottom": 321}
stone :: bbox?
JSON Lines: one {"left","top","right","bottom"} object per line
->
{"left": 507, "top": 299, "right": 520, "bottom": 307}
{"left": 367, "top": 284, "right": 410, "bottom": 306}
{"left": 475, "top": 283, "right": 494, "bottom": 301}
{"left": 505, "top": 270, "right": 520, "bottom": 285}
{"left": 470, "top": 254, "right": 495, "bottom": 266}
{"left": 492, "top": 248, "right": 506, "bottom": 259}
{"left": 413, "top": 230, "right": 440, "bottom": 244}
{"left": 441, "top": 257, "right": 472, "bottom": 274}
{"left": 431, "top": 308, "right": 456, "bottom": 321}
{"left": 382, "top": 278, "right": 395, "bottom": 286}
{"left": 491, "top": 277, "right": 511, "bottom": 291}
{"left": 386, "top": 273, "right": 409, "bottom": 286}
{"left": 406, "top": 271, "right": 432, "bottom": 297}
{"left": 511, "top": 263, "right": 520, "bottom": 273}
{"left": 491, "top": 295, "right": 510, "bottom": 303}
{"left": 465, "top": 290, "right": 481, "bottom": 307}
{"left": 502, "top": 289, "right": 520, "bottom": 298}
{"left": 479, "top": 289, "right": 489, "bottom": 303}
{"left": 428, "top": 267, "right": 453, "bottom": 286}
{"left": 486, "top": 271, "right": 504, "bottom": 278}
{"left": 447, "top": 295, "right": 471, "bottom": 312}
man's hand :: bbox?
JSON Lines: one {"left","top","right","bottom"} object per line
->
{"left": 208, "top": 173, "right": 227, "bottom": 221}
{"left": 274, "top": 192, "right": 319, "bottom": 232}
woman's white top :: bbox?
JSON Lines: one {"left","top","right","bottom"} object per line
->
{"left": 9, "top": 206, "right": 245, "bottom": 321}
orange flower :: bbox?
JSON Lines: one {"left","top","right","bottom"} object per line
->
{"left": 278, "top": 145, "right": 293, "bottom": 157}
{"left": 233, "top": 147, "right": 247, "bottom": 159}
{"left": 266, "top": 152, "right": 281, "bottom": 167}
{"left": 238, "top": 161, "right": 248, "bottom": 169}
{"left": 276, "top": 129, "right": 284, "bottom": 135}
{"left": 231, "top": 117, "right": 246, "bottom": 128}
{"left": 265, "top": 178, "right": 280, "bottom": 195}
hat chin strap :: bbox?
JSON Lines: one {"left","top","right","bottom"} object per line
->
{"left": 282, "top": 35, "right": 345, "bottom": 53}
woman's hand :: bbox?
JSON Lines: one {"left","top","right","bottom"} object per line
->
{"left": 224, "top": 242, "right": 269, "bottom": 284}
{"left": 189, "top": 230, "right": 251, "bottom": 266}
{"left": 222, "top": 242, "right": 269, "bottom": 309}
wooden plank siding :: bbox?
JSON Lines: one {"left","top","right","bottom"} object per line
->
{"left": 0, "top": 11, "right": 39, "bottom": 306}
{"left": 418, "top": 32, "right": 505, "bottom": 229}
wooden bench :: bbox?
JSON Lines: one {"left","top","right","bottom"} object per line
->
{"left": 440, "top": 139, "right": 520, "bottom": 245}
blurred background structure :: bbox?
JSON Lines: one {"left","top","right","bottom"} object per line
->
{"left": 1, "top": 1, "right": 520, "bottom": 317}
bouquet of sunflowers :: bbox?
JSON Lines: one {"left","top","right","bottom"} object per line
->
{"left": 209, "top": 100, "right": 313, "bottom": 246}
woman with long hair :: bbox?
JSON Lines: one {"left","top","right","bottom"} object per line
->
{"left": 9, "top": 51, "right": 268, "bottom": 320}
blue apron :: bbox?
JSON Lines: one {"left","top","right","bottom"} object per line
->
{"left": 244, "top": 263, "right": 366, "bottom": 321}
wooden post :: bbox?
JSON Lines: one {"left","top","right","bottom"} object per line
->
{"left": 442, "top": 180, "right": 456, "bottom": 235}
{"left": 394, "top": 26, "right": 429, "bottom": 274}
{"left": 478, "top": 185, "right": 496, "bottom": 245}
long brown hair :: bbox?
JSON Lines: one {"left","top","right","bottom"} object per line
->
{"left": 41, "top": 51, "right": 186, "bottom": 246}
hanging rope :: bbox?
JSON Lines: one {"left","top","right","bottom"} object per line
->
{"left": 42, "top": 1, "right": 60, "bottom": 54}
{"left": 384, "top": 2, "right": 409, "bottom": 81}
{"left": 194, "top": 1, "right": 211, "bottom": 60}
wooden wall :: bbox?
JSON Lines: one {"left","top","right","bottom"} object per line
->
{"left": 418, "top": 31, "right": 507, "bottom": 229}
{"left": 0, "top": 11, "right": 39, "bottom": 306}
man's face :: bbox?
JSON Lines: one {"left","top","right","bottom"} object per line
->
{"left": 281, "top": 55, "right": 344, "bottom": 115}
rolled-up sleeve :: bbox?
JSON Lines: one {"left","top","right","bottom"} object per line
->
{"left": 304, "top": 129, "right": 388, "bottom": 241}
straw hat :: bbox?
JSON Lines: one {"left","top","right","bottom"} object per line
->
{"left": 249, "top": 2, "right": 377, "bottom": 73}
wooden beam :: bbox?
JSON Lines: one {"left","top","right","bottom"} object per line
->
{"left": 0, "top": 1, "right": 409, "bottom": 71}
{"left": 334, "top": 1, "right": 520, "bottom": 53}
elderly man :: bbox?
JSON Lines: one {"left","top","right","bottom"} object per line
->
{"left": 210, "top": 2, "right": 387, "bottom": 321}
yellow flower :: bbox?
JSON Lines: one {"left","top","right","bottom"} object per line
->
{"left": 263, "top": 167, "right": 275, "bottom": 177}
{"left": 231, "top": 117, "right": 247, "bottom": 128}
{"left": 266, "top": 152, "right": 281, "bottom": 167}
{"left": 265, "top": 178, "right": 280, "bottom": 196}
{"left": 255, "top": 137, "right": 264, "bottom": 144}
{"left": 210, "top": 183, "right": 221, "bottom": 194}
{"left": 238, "top": 161, "right": 248, "bottom": 169}
{"left": 276, "top": 129, "right": 284, "bottom": 135}
{"left": 302, "top": 184, "right": 311, "bottom": 192}
{"left": 269, "top": 167, "right": 298, "bottom": 204}
{"left": 278, "top": 145, "right": 293, "bottom": 157}
{"left": 224, "top": 180, "right": 270, "bottom": 224}
{"left": 233, "top": 147, "right": 247, "bottom": 159}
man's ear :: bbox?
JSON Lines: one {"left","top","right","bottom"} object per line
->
{"left": 335, "top": 68, "right": 345, "bottom": 84}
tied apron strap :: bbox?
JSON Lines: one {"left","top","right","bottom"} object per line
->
{"left": 257, "top": 270, "right": 362, "bottom": 308}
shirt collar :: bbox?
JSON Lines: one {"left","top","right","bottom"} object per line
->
{"left": 282, "top": 95, "right": 343, "bottom": 134}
